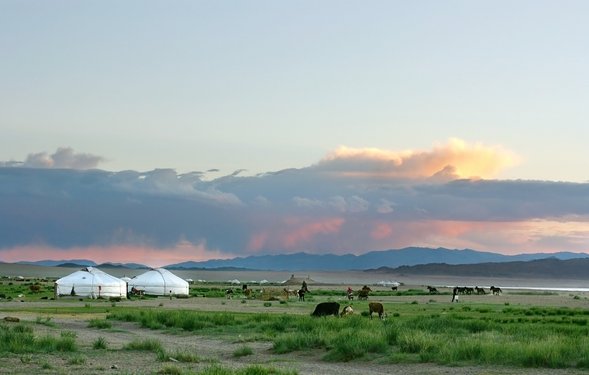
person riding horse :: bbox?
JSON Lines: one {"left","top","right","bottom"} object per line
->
{"left": 346, "top": 286, "right": 354, "bottom": 300}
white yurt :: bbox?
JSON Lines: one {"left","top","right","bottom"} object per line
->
{"left": 55, "top": 267, "right": 127, "bottom": 299}
{"left": 127, "top": 268, "right": 189, "bottom": 296}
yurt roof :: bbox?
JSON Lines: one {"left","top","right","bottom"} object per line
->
{"left": 56, "top": 267, "right": 124, "bottom": 285}
{"left": 131, "top": 268, "right": 188, "bottom": 287}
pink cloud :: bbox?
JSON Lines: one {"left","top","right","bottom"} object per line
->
{"left": 246, "top": 216, "right": 345, "bottom": 252}
{"left": 362, "top": 219, "right": 589, "bottom": 256}
{"left": 24, "top": 147, "right": 104, "bottom": 169}
{"left": 247, "top": 232, "right": 269, "bottom": 252}
{"left": 282, "top": 217, "right": 345, "bottom": 248}
{"left": 370, "top": 222, "right": 393, "bottom": 240}
{"left": 0, "top": 241, "right": 233, "bottom": 268}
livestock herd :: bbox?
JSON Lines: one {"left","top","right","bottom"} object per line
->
{"left": 225, "top": 283, "right": 504, "bottom": 320}
{"left": 309, "top": 283, "right": 504, "bottom": 319}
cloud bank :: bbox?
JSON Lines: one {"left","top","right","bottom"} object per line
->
{"left": 1, "top": 141, "right": 587, "bottom": 266}
{"left": 1, "top": 147, "right": 104, "bottom": 169}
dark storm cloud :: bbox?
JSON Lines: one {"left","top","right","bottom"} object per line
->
{"left": 1, "top": 142, "right": 588, "bottom": 256}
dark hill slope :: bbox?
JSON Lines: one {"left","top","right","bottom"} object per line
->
{"left": 370, "top": 258, "right": 589, "bottom": 279}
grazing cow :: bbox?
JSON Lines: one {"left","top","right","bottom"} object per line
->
{"left": 312, "top": 302, "right": 340, "bottom": 317}
{"left": 368, "top": 302, "right": 385, "bottom": 320}
{"left": 490, "top": 286, "right": 502, "bottom": 295}
{"left": 225, "top": 288, "right": 234, "bottom": 299}
{"left": 130, "top": 287, "right": 144, "bottom": 296}
{"left": 29, "top": 284, "right": 41, "bottom": 293}
{"left": 297, "top": 289, "right": 306, "bottom": 301}
{"left": 391, "top": 286, "right": 398, "bottom": 291}
{"left": 427, "top": 286, "right": 438, "bottom": 294}
{"left": 340, "top": 305, "right": 354, "bottom": 317}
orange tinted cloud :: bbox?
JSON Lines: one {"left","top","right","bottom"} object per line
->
{"left": 247, "top": 232, "right": 269, "bottom": 252}
{"left": 318, "top": 138, "right": 518, "bottom": 180}
{"left": 282, "top": 217, "right": 344, "bottom": 248}
{"left": 247, "top": 217, "right": 345, "bottom": 252}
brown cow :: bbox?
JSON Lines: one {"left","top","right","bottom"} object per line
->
{"left": 29, "top": 284, "right": 41, "bottom": 293}
{"left": 368, "top": 302, "right": 385, "bottom": 320}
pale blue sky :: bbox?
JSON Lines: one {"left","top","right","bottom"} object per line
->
{"left": 2, "top": 1, "right": 588, "bottom": 181}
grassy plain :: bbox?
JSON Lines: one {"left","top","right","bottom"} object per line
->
{"left": 1, "top": 266, "right": 589, "bottom": 374}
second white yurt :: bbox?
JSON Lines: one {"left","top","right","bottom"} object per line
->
{"left": 55, "top": 267, "right": 127, "bottom": 299}
{"left": 128, "top": 268, "right": 189, "bottom": 296}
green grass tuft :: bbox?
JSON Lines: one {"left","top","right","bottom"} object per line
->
{"left": 233, "top": 345, "right": 254, "bottom": 357}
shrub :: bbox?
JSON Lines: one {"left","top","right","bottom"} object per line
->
{"left": 93, "top": 336, "right": 107, "bottom": 349}
{"left": 233, "top": 345, "right": 254, "bottom": 357}
{"left": 273, "top": 331, "right": 325, "bottom": 354}
{"left": 124, "top": 338, "right": 163, "bottom": 352}
{"left": 157, "top": 365, "right": 182, "bottom": 375}
{"left": 324, "top": 329, "right": 387, "bottom": 362}
{"left": 172, "top": 351, "right": 201, "bottom": 363}
{"left": 67, "top": 354, "right": 86, "bottom": 365}
{"left": 88, "top": 319, "right": 112, "bottom": 329}
{"left": 35, "top": 316, "right": 56, "bottom": 327}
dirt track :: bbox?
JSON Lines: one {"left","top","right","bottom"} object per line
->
{"left": 2, "top": 310, "right": 588, "bottom": 375}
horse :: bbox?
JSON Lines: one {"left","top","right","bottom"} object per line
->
{"left": 427, "top": 286, "right": 438, "bottom": 294}
{"left": 346, "top": 287, "right": 354, "bottom": 300}
{"left": 490, "top": 286, "right": 502, "bottom": 295}
{"left": 283, "top": 288, "right": 297, "bottom": 299}
{"left": 297, "top": 288, "right": 306, "bottom": 301}
{"left": 357, "top": 285, "right": 371, "bottom": 300}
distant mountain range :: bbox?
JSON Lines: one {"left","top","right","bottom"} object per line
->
{"left": 164, "top": 247, "right": 589, "bottom": 271}
{"left": 16, "top": 259, "right": 97, "bottom": 267}
{"left": 16, "top": 260, "right": 148, "bottom": 269}
{"left": 15, "top": 247, "right": 589, "bottom": 272}
{"left": 370, "top": 257, "right": 589, "bottom": 280}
